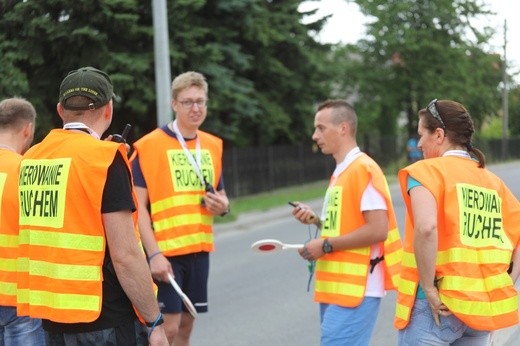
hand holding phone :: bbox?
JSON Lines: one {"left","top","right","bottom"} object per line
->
{"left": 289, "top": 201, "right": 319, "bottom": 226}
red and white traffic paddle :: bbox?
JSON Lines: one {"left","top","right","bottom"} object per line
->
{"left": 251, "top": 239, "right": 304, "bottom": 253}
{"left": 167, "top": 273, "right": 198, "bottom": 318}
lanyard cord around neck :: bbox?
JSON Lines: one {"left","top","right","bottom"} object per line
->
{"left": 63, "top": 122, "right": 101, "bottom": 140}
{"left": 0, "top": 144, "right": 17, "bottom": 152}
{"left": 170, "top": 120, "right": 205, "bottom": 187}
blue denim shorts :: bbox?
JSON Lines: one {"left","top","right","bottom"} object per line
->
{"left": 0, "top": 306, "right": 44, "bottom": 346}
{"left": 398, "top": 298, "right": 491, "bottom": 346}
{"left": 319, "top": 297, "right": 381, "bottom": 346}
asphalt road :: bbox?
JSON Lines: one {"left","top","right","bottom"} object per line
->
{"left": 191, "top": 161, "right": 520, "bottom": 346}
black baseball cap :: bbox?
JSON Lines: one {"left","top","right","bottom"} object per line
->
{"left": 59, "top": 67, "right": 115, "bottom": 110}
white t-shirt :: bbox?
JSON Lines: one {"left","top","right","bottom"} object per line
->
{"left": 361, "top": 182, "right": 387, "bottom": 298}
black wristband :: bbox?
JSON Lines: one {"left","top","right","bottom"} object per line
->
{"left": 145, "top": 313, "right": 164, "bottom": 328}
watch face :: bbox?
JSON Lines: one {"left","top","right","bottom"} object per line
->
{"left": 323, "top": 239, "right": 332, "bottom": 253}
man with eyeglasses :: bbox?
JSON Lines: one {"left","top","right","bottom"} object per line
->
{"left": 131, "top": 71, "right": 229, "bottom": 345}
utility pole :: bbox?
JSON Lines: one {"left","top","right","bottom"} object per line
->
{"left": 501, "top": 19, "right": 509, "bottom": 161}
{"left": 152, "top": 0, "right": 172, "bottom": 127}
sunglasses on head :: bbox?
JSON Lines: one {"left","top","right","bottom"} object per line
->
{"left": 427, "top": 99, "right": 446, "bottom": 129}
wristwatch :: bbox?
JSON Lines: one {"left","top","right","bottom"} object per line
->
{"left": 220, "top": 205, "right": 230, "bottom": 217}
{"left": 322, "top": 238, "right": 333, "bottom": 253}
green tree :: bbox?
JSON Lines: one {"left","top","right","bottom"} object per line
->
{"left": 0, "top": 0, "right": 156, "bottom": 141}
{"left": 507, "top": 85, "right": 520, "bottom": 136}
{"left": 1, "top": 0, "right": 334, "bottom": 146}
{"left": 168, "top": 0, "right": 334, "bottom": 146}
{"left": 237, "top": 0, "right": 334, "bottom": 145}
{"left": 333, "top": 0, "right": 503, "bottom": 137}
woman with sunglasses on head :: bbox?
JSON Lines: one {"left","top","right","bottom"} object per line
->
{"left": 394, "top": 99, "right": 520, "bottom": 345}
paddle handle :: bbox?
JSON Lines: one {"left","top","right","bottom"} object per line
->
{"left": 167, "top": 273, "right": 198, "bottom": 318}
{"left": 168, "top": 273, "right": 184, "bottom": 297}
{"left": 282, "top": 244, "right": 304, "bottom": 249}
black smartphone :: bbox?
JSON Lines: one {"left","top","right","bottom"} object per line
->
{"left": 111, "top": 124, "right": 132, "bottom": 143}
{"left": 205, "top": 180, "right": 215, "bottom": 194}
{"left": 201, "top": 179, "right": 215, "bottom": 207}
{"left": 289, "top": 202, "right": 317, "bottom": 222}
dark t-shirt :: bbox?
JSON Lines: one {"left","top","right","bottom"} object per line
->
{"left": 43, "top": 151, "right": 138, "bottom": 333}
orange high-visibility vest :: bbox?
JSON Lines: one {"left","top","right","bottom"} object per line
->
{"left": 315, "top": 154, "right": 402, "bottom": 307}
{"left": 17, "top": 129, "right": 137, "bottom": 323}
{"left": 0, "top": 150, "right": 23, "bottom": 306}
{"left": 132, "top": 128, "right": 223, "bottom": 257}
{"left": 394, "top": 156, "right": 520, "bottom": 330}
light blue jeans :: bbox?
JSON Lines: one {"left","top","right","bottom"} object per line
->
{"left": 0, "top": 306, "right": 45, "bottom": 346}
{"left": 320, "top": 297, "right": 381, "bottom": 346}
{"left": 398, "top": 298, "right": 490, "bottom": 346}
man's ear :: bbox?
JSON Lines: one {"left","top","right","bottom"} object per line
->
{"left": 23, "top": 121, "right": 34, "bottom": 139}
{"left": 57, "top": 103, "right": 65, "bottom": 121}
{"left": 171, "top": 99, "right": 177, "bottom": 114}
{"left": 341, "top": 121, "right": 352, "bottom": 136}
{"left": 104, "top": 101, "right": 113, "bottom": 120}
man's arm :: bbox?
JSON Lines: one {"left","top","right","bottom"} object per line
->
{"left": 328, "top": 209, "right": 389, "bottom": 250}
{"left": 298, "top": 209, "right": 389, "bottom": 260}
{"left": 135, "top": 186, "right": 173, "bottom": 282}
{"left": 102, "top": 210, "right": 167, "bottom": 344}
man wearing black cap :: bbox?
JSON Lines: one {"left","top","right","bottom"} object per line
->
{"left": 17, "top": 67, "right": 168, "bottom": 346}
{"left": 59, "top": 66, "right": 116, "bottom": 112}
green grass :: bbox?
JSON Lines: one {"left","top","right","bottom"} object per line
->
{"left": 216, "top": 180, "right": 328, "bottom": 223}
{"left": 217, "top": 173, "right": 397, "bottom": 224}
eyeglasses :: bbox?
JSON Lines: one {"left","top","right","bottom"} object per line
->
{"left": 178, "top": 99, "right": 207, "bottom": 109}
{"left": 427, "top": 99, "right": 446, "bottom": 129}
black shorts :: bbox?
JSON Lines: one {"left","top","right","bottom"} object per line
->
{"left": 156, "top": 252, "right": 209, "bottom": 314}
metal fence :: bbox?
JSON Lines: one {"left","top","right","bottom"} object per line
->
{"left": 222, "top": 144, "right": 335, "bottom": 197}
{"left": 222, "top": 136, "right": 520, "bottom": 198}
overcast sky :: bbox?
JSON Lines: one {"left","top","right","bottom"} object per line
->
{"left": 299, "top": 0, "right": 518, "bottom": 78}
